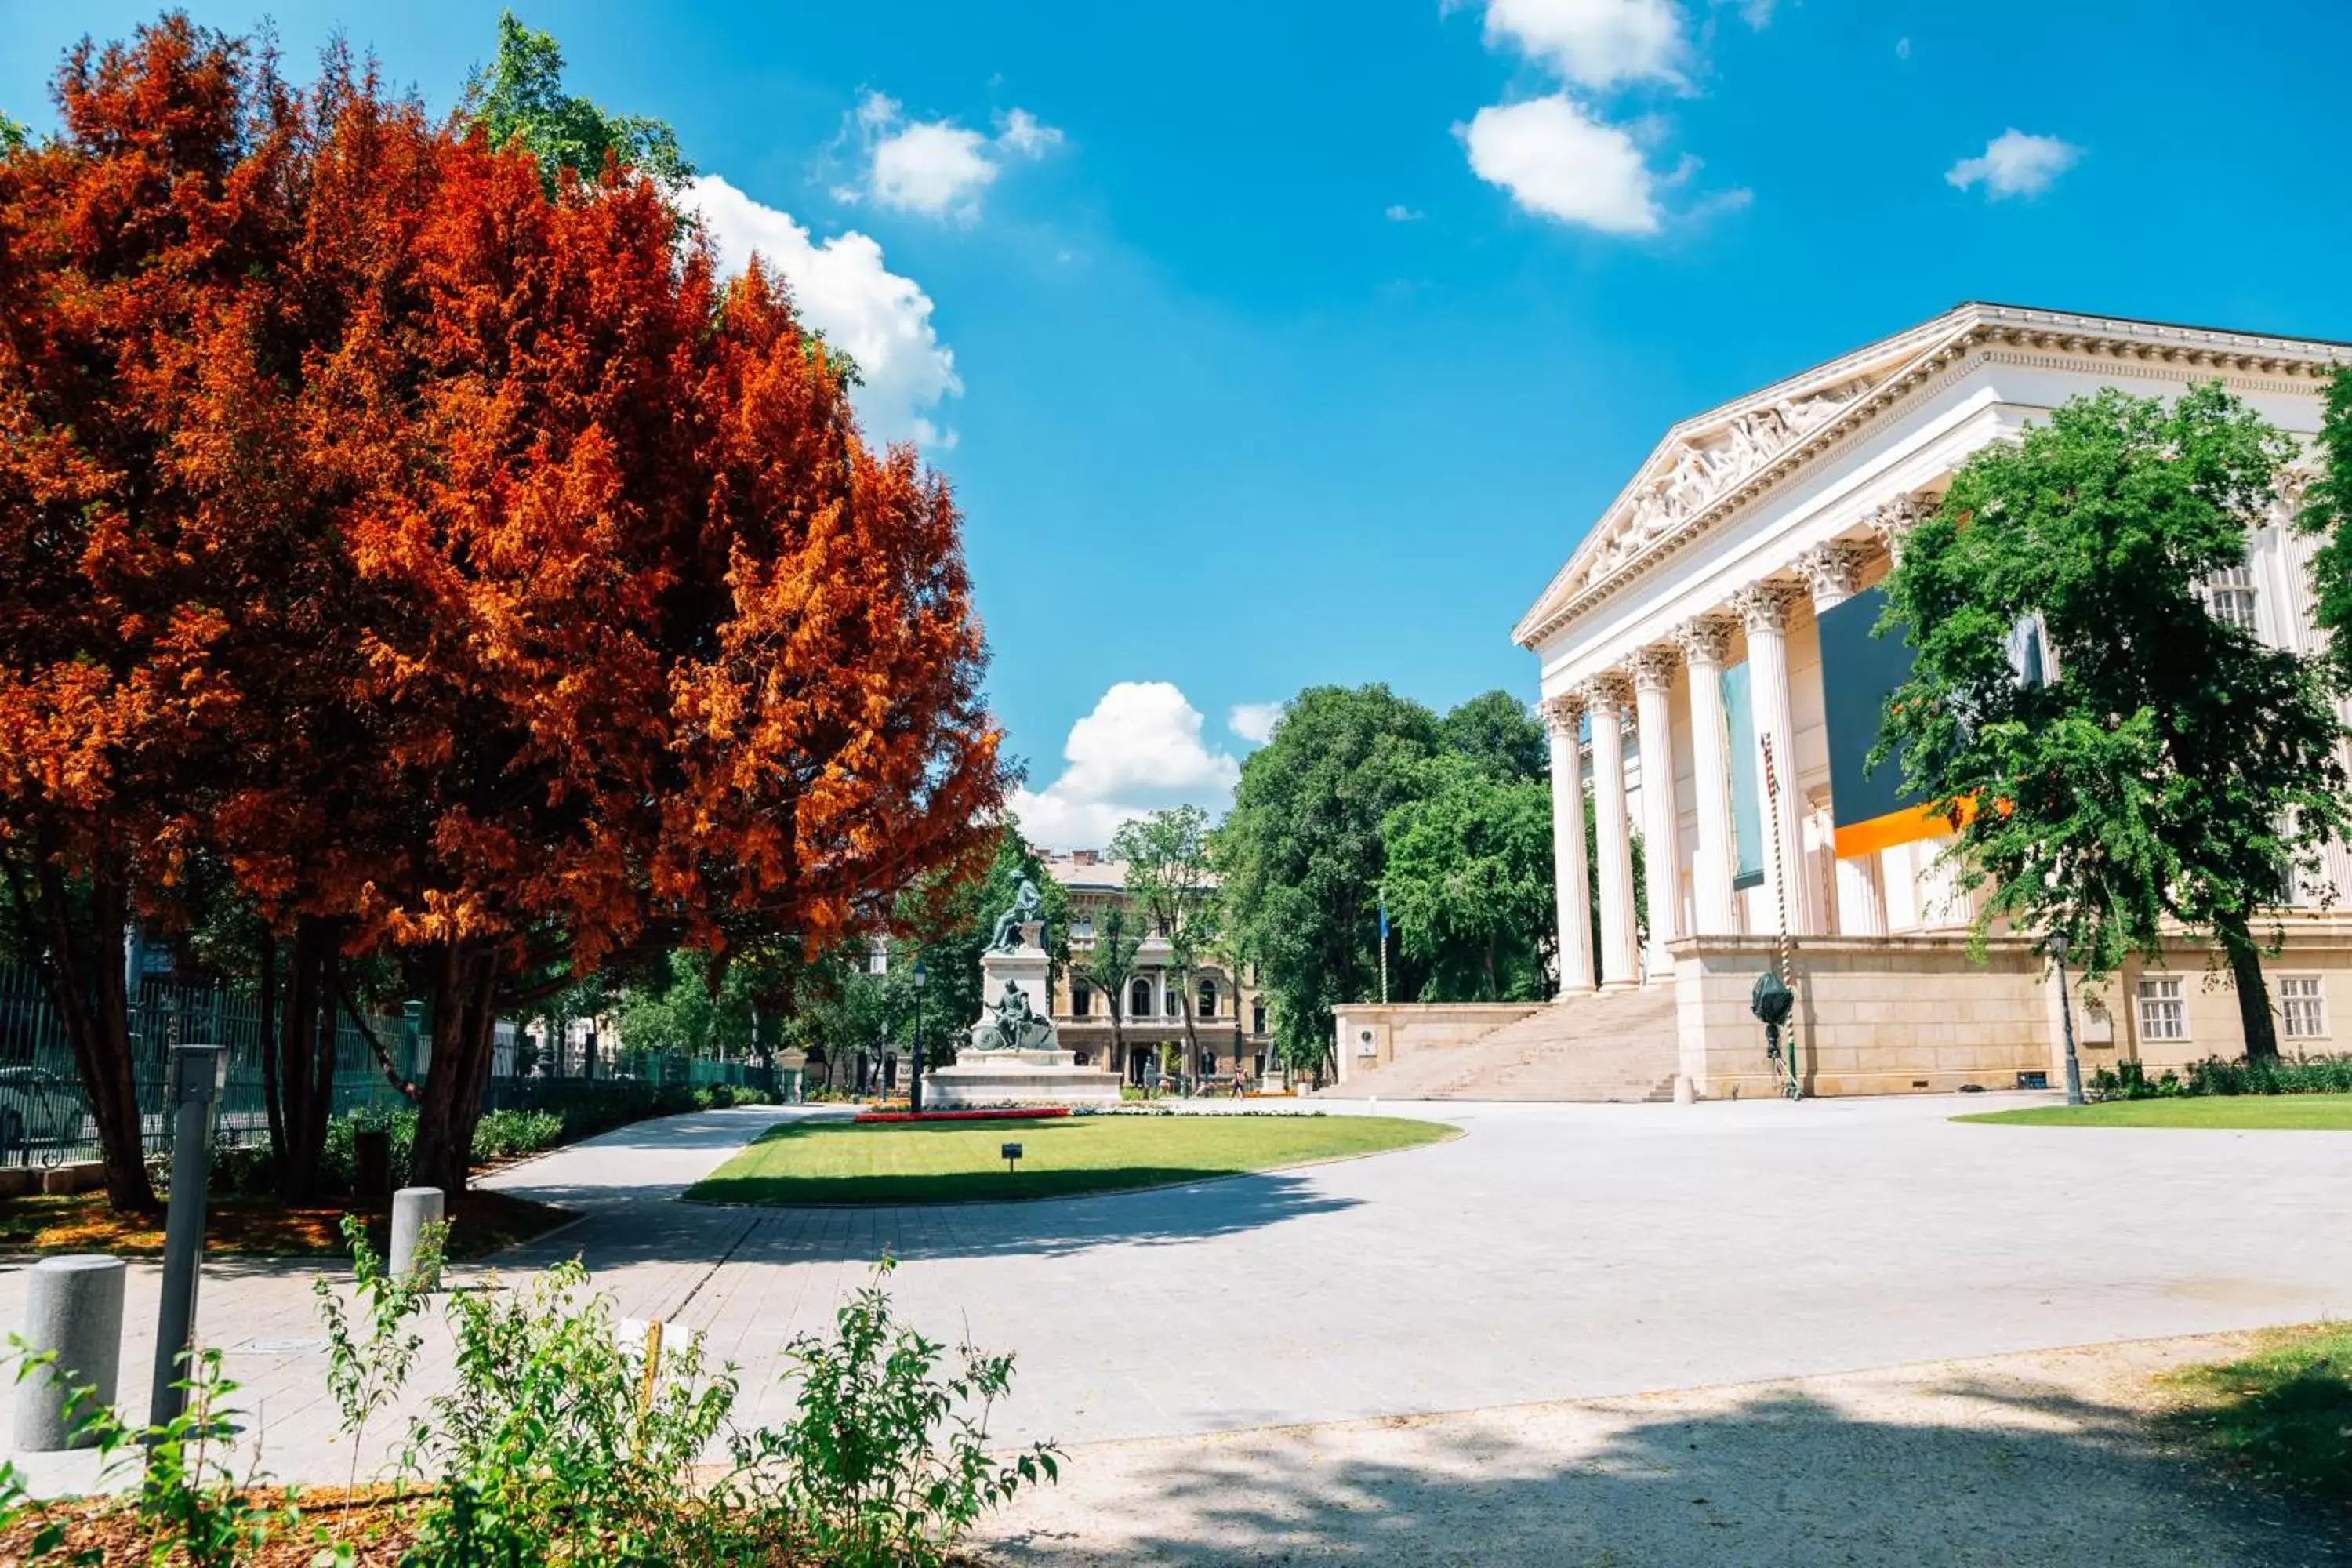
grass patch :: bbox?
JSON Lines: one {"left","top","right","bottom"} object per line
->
{"left": 1954, "top": 1094, "right": 2352, "bottom": 1130}
{"left": 2159, "top": 1322, "right": 2352, "bottom": 1509}
{"left": 0, "top": 1188, "right": 570, "bottom": 1260}
{"left": 688, "top": 1113, "right": 1457, "bottom": 1206}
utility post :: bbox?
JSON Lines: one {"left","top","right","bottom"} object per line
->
{"left": 909, "top": 958, "right": 928, "bottom": 1114}
{"left": 148, "top": 1041, "right": 225, "bottom": 1442}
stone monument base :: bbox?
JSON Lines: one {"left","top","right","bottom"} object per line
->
{"left": 923, "top": 1048, "right": 1122, "bottom": 1110}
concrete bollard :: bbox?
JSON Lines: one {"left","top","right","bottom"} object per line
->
{"left": 389, "top": 1186, "right": 445, "bottom": 1289}
{"left": 1674, "top": 1074, "right": 1697, "bottom": 1105}
{"left": 14, "top": 1254, "right": 126, "bottom": 1450}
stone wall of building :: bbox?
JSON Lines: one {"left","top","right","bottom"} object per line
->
{"left": 1330, "top": 1003, "right": 1548, "bottom": 1080}
{"left": 1671, "top": 934, "right": 2056, "bottom": 1099}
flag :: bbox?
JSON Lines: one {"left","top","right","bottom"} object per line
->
{"left": 1377, "top": 897, "right": 1389, "bottom": 944}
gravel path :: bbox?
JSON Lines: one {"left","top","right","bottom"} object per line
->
{"left": 971, "top": 1334, "right": 2352, "bottom": 1567}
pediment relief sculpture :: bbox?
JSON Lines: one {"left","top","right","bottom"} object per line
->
{"left": 1575, "top": 375, "right": 1878, "bottom": 593}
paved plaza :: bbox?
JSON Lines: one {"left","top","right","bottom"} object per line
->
{"left": 2, "top": 1094, "right": 2348, "bottom": 1552}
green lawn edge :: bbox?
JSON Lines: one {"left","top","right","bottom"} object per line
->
{"left": 683, "top": 1115, "right": 1463, "bottom": 1209}
{"left": 2158, "top": 1322, "right": 2352, "bottom": 1512}
{"left": 1954, "top": 1093, "right": 2352, "bottom": 1130}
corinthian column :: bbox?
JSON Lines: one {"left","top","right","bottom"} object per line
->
{"left": 1631, "top": 646, "right": 1682, "bottom": 979}
{"left": 1586, "top": 673, "right": 1642, "bottom": 988}
{"left": 1796, "top": 542, "right": 1886, "bottom": 936}
{"left": 1731, "top": 581, "right": 1814, "bottom": 936}
{"left": 1675, "top": 615, "right": 1738, "bottom": 934}
{"left": 1539, "top": 692, "right": 1595, "bottom": 994}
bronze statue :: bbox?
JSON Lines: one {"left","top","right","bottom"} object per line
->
{"left": 986, "top": 876, "right": 1046, "bottom": 953}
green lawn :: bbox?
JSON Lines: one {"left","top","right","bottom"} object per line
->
{"left": 2159, "top": 1322, "right": 2352, "bottom": 1509}
{"left": 1955, "top": 1094, "right": 2352, "bottom": 1130}
{"left": 686, "top": 1113, "right": 1458, "bottom": 1206}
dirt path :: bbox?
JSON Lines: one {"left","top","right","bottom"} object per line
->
{"left": 971, "top": 1333, "right": 2351, "bottom": 1566}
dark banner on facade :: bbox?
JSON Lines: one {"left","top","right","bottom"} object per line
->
{"left": 1817, "top": 586, "right": 1943, "bottom": 858}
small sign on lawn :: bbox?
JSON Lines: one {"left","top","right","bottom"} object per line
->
{"left": 1001, "top": 1142, "right": 1023, "bottom": 1174}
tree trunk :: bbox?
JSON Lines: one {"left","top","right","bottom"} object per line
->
{"left": 32, "top": 859, "right": 157, "bottom": 1213}
{"left": 256, "top": 934, "right": 285, "bottom": 1185}
{"left": 2218, "top": 917, "right": 2280, "bottom": 1063}
{"left": 408, "top": 943, "right": 503, "bottom": 1194}
{"left": 270, "top": 917, "right": 345, "bottom": 1203}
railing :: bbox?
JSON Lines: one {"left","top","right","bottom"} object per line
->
{"left": 0, "top": 962, "right": 775, "bottom": 1170}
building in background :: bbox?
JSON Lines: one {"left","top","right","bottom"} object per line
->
{"left": 1044, "top": 851, "right": 1273, "bottom": 1089}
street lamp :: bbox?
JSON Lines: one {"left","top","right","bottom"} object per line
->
{"left": 2047, "top": 932, "right": 2085, "bottom": 1106}
{"left": 909, "top": 959, "right": 928, "bottom": 1115}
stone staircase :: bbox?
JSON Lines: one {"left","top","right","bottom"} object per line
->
{"left": 1323, "top": 986, "right": 1680, "bottom": 1102}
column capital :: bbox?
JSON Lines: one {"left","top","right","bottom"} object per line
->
{"left": 1730, "top": 580, "right": 1806, "bottom": 637}
{"left": 1630, "top": 644, "right": 1680, "bottom": 694}
{"left": 1582, "top": 670, "right": 1635, "bottom": 717}
{"left": 1537, "top": 691, "right": 1586, "bottom": 738}
{"left": 1674, "top": 613, "right": 1736, "bottom": 667}
{"left": 1795, "top": 542, "right": 1870, "bottom": 606}
{"left": 1869, "top": 492, "right": 1933, "bottom": 560}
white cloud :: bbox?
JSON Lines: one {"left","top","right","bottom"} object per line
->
{"left": 1946, "top": 129, "right": 2082, "bottom": 200}
{"left": 680, "top": 175, "right": 961, "bottom": 445}
{"left": 1011, "top": 682, "right": 1241, "bottom": 850}
{"left": 998, "top": 107, "right": 1063, "bottom": 158}
{"left": 1479, "top": 0, "right": 1689, "bottom": 91}
{"left": 1385, "top": 203, "right": 1425, "bottom": 222}
{"left": 1228, "top": 702, "right": 1285, "bottom": 744}
{"left": 1461, "top": 95, "right": 1661, "bottom": 235}
{"left": 1734, "top": 0, "right": 1775, "bottom": 26}
{"left": 854, "top": 93, "right": 1062, "bottom": 220}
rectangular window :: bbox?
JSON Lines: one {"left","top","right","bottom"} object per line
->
{"left": 2281, "top": 975, "right": 2326, "bottom": 1040}
{"left": 1070, "top": 916, "right": 1094, "bottom": 940}
{"left": 1071, "top": 979, "right": 1091, "bottom": 1018}
{"left": 1722, "top": 662, "right": 1765, "bottom": 890}
{"left": 2136, "top": 976, "right": 2187, "bottom": 1043}
{"left": 2204, "top": 564, "right": 2259, "bottom": 633}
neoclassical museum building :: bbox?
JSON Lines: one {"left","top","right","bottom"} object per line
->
{"left": 1340, "top": 303, "right": 2350, "bottom": 1102}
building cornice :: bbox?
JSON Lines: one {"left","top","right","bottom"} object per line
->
{"left": 1513, "top": 303, "right": 2350, "bottom": 655}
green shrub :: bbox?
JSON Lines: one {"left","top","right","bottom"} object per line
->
{"left": 470, "top": 1109, "right": 564, "bottom": 1163}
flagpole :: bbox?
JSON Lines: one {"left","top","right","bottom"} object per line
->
{"left": 1378, "top": 896, "right": 1390, "bottom": 1004}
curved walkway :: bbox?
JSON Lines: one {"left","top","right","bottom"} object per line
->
{"left": 3, "top": 1091, "right": 2348, "bottom": 1540}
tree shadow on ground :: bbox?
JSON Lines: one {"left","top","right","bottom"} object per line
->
{"left": 978, "top": 1377, "right": 2352, "bottom": 1567}
{"left": 495, "top": 1168, "right": 1361, "bottom": 1268}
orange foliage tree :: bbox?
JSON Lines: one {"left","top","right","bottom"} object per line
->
{"left": 1, "top": 17, "right": 1005, "bottom": 1205}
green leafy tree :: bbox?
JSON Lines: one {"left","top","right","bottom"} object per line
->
{"left": 463, "top": 11, "right": 691, "bottom": 191}
{"left": 614, "top": 949, "right": 754, "bottom": 1062}
{"left": 1112, "top": 806, "right": 1219, "bottom": 1088}
{"left": 0, "top": 113, "right": 25, "bottom": 154}
{"left": 1875, "top": 383, "right": 2348, "bottom": 1062}
{"left": 1214, "top": 685, "right": 1440, "bottom": 1077}
{"left": 2297, "top": 366, "right": 2352, "bottom": 690}
{"left": 1066, "top": 901, "right": 1143, "bottom": 1074}
{"left": 1437, "top": 688, "right": 1548, "bottom": 782}
{"left": 1381, "top": 755, "right": 1552, "bottom": 1001}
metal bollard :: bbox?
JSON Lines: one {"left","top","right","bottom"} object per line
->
{"left": 389, "top": 1186, "right": 445, "bottom": 1289}
{"left": 14, "top": 1255, "right": 126, "bottom": 1450}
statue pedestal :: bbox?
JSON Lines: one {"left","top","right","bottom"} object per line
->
{"left": 932, "top": 921, "right": 1117, "bottom": 1108}
{"left": 923, "top": 1048, "right": 1123, "bottom": 1110}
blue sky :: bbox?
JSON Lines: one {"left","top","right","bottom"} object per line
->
{"left": 8, "top": 0, "right": 2351, "bottom": 846}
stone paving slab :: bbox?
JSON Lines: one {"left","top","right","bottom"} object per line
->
{"left": 1, "top": 1093, "right": 2347, "bottom": 1493}
{"left": 971, "top": 1334, "right": 2352, "bottom": 1566}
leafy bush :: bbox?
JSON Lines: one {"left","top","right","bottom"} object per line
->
{"left": 403, "top": 1260, "right": 740, "bottom": 1564}
{"left": 726, "top": 1258, "right": 1060, "bottom": 1567}
{"left": 471, "top": 1109, "right": 564, "bottom": 1163}
{"left": 2092, "top": 1053, "right": 2352, "bottom": 1101}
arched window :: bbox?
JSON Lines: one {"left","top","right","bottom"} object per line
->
{"left": 1071, "top": 979, "right": 1091, "bottom": 1018}
{"left": 1131, "top": 978, "right": 1153, "bottom": 1019}
{"left": 1197, "top": 980, "right": 1218, "bottom": 1018}
{"left": 1165, "top": 985, "right": 1181, "bottom": 1018}
{"left": 1251, "top": 1001, "right": 1267, "bottom": 1034}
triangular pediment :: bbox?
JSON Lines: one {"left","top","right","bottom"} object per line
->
{"left": 1513, "top": 305, "right": 1985, "bottom": 646}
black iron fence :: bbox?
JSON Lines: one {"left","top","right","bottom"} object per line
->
{"left": 0, "top": 962, "right": 775, "bottom": 1169}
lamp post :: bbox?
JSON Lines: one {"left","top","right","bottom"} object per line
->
{"left": 909, "top": 959, "right": 927, "bottom": 1115}
{"left": 2047, "top": 932, "right": 2085, "bottom": 1105}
